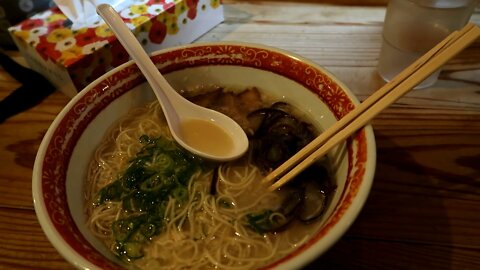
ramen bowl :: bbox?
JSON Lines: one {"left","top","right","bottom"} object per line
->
{"left": 33, "top": 42, "right": 376, "bottom": 269}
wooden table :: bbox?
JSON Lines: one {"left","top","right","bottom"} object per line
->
{"left": 1, "top": 1, "right": 479, "bottom": 269}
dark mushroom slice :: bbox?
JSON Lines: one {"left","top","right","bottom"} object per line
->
{"left": 298, "top": 179, "right": 327, "bottom": 222}
{"left": 247, "top": 107, "right": 289, "bottom": 136}
{"left": 270, "top": 101, "right": 290, "bottom": 111}
{"left": 295, "top": 165, "right": 331, "bottom": 222}
{"left": 279, "top": 188, "right": 303, "bottom": 217}
{"left": 246, "top": 187, "right": 303, "bottom": 233}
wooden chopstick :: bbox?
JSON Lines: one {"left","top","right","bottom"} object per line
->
{"left": 266, "top": 23, "right": 480, "bottom": 191}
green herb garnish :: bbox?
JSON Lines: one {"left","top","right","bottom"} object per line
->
{"left": 95, "top": 135, "right": 204, "bottom": 260}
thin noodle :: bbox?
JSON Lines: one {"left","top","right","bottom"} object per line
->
{"left": 85, "top": 100, "right": 323, "bottom": 270}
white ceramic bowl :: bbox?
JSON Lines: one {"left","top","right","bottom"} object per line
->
{"left": 33, "top": 42, "right": 376, "bottom": 270}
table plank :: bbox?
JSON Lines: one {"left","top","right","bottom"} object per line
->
{"left": 311, "top": 236, "right": 480, "bottom": 269}
{"left": 0, "top": 90, "right": 69, "bottom": 209}
{"left": 0, "top": 207, "right": 73, "bottom": 270}
{"left": 199, "top": 2, "right": 480, "bottom": 109}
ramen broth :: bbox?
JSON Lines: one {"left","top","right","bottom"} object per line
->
{"left": 180, "top": 119, "right": 234, "bottom": 156}
{"left": 85, "top": 87, "right": 334, "bottom": 269}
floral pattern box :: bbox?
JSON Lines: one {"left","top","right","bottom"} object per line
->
{"left": 8, "top": 0, "right": 224, "bottom": 97}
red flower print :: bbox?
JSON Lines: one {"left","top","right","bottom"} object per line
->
{"left": 51, "top": 6, "right": 62, "bottom": 14}
{"left": 186, "top": 0, "right": 199, "bottom": 8}
{"left": 187, "top": 7, "right": 197, "bottom": 20}
{"left": 110, "top": 42, "right": 130, "bottom": 67}
{"left": 75, "top": 28, "right": 98, "bottom": 47}
{"left": 47, "top": 20, "right": 65, "bottom": 32}
{"left": 149, "top": 20, "right": 167, "bottom": 44}
{"left": 21, "top": 19, "right": 44, "bottom": 30}
{"left": 35, "top": 36, "right": 61, "bottom": 61}
{"left": 164, "top": 2, "right": 176, "bottom": 14}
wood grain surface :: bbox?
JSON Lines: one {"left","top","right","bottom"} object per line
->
{"left": 0, "top": 0, "right": 479, "bottom": 269}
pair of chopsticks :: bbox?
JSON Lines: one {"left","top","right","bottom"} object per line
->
{"left": 265, "top": 23, "right": 480, "bottom": 191}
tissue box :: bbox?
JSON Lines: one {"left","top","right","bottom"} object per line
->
{"left": 8, "top": 0, "right": 224, "bottom": 97}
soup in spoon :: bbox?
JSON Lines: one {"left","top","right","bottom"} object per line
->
{"left": 179, "top": 119, "right": 235, "bottom": 157}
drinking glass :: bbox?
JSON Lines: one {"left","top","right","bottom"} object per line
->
{"left": 377, "top": 0, "right": 477, "bottom": 89}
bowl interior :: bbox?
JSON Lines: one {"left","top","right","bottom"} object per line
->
{"left": 34, "top": 43, "right": 375, "bottom": 270}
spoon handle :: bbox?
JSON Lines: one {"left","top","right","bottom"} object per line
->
{"left": 97, "top": 4, "right": 180, "bottom": 123}
{"left": 96, "top": 4, "right": 249, "bottom": 161}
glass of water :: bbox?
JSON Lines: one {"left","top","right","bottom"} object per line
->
{"left": 377, "top": 0, "right": 477, "bottom": 89}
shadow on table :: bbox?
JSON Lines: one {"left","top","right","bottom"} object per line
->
{"left": 305, "top": 131, "right": 454, "bottom": 269}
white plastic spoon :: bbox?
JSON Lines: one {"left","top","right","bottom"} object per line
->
{"left": 97, "top": 4, "right": 248, "bottom": 161}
